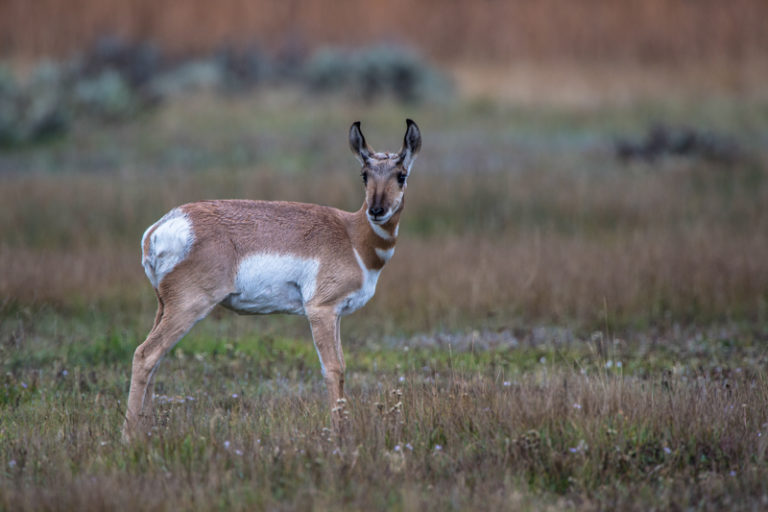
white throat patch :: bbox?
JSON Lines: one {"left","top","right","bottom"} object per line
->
{"left": 375, "top": 247, "right": 395, "bottom": 262}
{"left": 368, "top": 218, "right": 399, "bottom": 241}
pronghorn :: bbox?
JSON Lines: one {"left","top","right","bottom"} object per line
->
{"left": 123, "top": 119, "right": 421, "bottom": 438}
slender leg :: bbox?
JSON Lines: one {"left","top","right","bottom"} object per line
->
{"left": 142, "top": 362, "right": 159, "bottom": 417}
{"left": 334, "top": 316, "right": 345, "bottom": 385}
{"left": 141, "top": 298, "right": 166, "bottom": 416}
{"left": 123, "top": 297, "right": 215, "bottom": 440}
{"left": 307, "top": 307, "right": 346, "bottom": 427}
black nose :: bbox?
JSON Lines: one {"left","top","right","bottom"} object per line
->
{"left": 368, "top": 206, "right": 385, "bottom": 217}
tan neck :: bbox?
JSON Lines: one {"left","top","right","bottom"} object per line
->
{"left": 348, "top": 202, "right": 400, "bottom": 270}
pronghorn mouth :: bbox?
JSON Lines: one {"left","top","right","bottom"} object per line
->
{"left": 367, "top": 199, "right": 401, "bottom": 225}
{"left": 367, "top": 211, "right": 393, "bottom": 225}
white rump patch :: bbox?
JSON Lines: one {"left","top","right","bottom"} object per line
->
{"left": 142, "top": 208, "right": 194, "bottom": 288}
{"left": 337, "top": 249, "right": 381, "bottom": 316}
{"left": 375, "top": 247, "right": 395, "bottom": 262}
{"left": 221, "top": 253, "right": 320, "bottom": 315}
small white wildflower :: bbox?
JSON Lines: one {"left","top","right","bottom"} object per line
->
{"left": 573, "top": 403, "right": 582, "bottom": 410}
{"left": 231, "top": 393, "right": 239, "bottom": 399}
{"left": 758, "top": 432, "right": 762, "bottom": 437}
{"left": 405, "top": 443, "right": 413, "bottom": 451}
{"left": 730, "top": 470, "right": 737, "bottom": 477}
{"left": 605, "top": 360, "right": 613, "bottom": 369}
{"left": 394, "top": 444, "right": 402, "bottom": 452}
{"left": 616, "top": 361, "right": 623, "bottom": 368}
{"left": 403, "top": 346, "right": 409, "bottom": 352}
{"left": 434, "top": 444, "right": 442, "bottom": 452}
{"left": 224, "top": 441, "right": 231, "bottom": 449}
{"left": 663, "top": 446, "right": 671, "bottom": 454}
{"left": 569, "top": 440, "right": 588, "bottom": 454}
{"left": 398, "top": 376, "right": 405, "bottom": 383}
{"left": 235, "top": 449, "right": 243, "bottom": 456}
{"left": 503, "top": 381, "right": 511, "bottom": 387}
{"left": 256, "top": 439, "right": 261, "bottom": 444}
{"left": 100, "top": 441, "right": 108, "bottom": 447}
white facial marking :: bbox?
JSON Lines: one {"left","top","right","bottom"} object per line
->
{"left": 142, "top": 208, "right": 194, "bottom": 288}
{"left": 375, "top": 247, "right": 395, "bottom": 262}
{"left": 221, "top": 253, "right": 320, "bottom": 316}
{"left": 337, "top": 249, "right": 381, "bottom": 316}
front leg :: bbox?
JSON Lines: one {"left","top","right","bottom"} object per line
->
{"left": 306, "top": 307, "right": 346, "bottom": 426}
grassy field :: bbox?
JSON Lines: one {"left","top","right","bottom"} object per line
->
{"left": 2, "top": 90, "right": 768, "bottom": 510}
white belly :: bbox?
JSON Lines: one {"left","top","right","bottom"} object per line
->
{"left": 221, "top": 253, "right": 320, "bottom": 315}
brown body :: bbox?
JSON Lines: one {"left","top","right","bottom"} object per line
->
{"left": 123, "top": 120, "right": 421, "bottom": 439}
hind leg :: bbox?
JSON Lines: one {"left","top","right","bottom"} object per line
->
{"left": 123, "top": 292, "right": 218, "bottom": 440}
{"left": 140, "top": 294, "right": 166, "bottom": 417}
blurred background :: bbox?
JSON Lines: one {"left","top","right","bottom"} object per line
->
{"left": 1, "top": 0, "right": 767, "bottom": 341}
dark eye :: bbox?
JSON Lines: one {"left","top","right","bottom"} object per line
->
{"left": 397, "top": 172, "right": 407, "bottom": 185}
{"left": 361, "top": 171, "right": 368, "bottom": 185}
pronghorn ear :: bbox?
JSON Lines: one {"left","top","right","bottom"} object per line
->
{"left": 349, "top": 121, "right": 373, "bottom": 165}
{"left": 399, "top": 119, "right": 422, "bottom": 173}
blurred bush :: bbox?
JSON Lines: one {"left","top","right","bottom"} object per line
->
{"left": 213, "top": 45, "right": 270, "bottom": 92}
{"left": 615, "top": 124, "right": 741, "bottom": 164}
{"left": 0, "top": 63, "right": 69, "bottom": 146}
{"left": 0, "top": 37, "right": 451, "bottom": 147}
{"left": 73, "top": 70, "right": 138, "bottom": 120}
{"left": 76, "top": 36, "right": 161, "bottom": 91}
{"left": 305, "top": 45, "right": 451, "bottom": 103}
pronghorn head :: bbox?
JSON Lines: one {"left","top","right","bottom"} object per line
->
{"left": 349, "top": 119, "right": 422, "bottom": 225}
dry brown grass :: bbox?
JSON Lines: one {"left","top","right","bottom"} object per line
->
{"left": 449, "top": 60, "right": 768, "bottom": 105}
{"left": 384, "top": 229, "right": 768, "bottom": 331}
{"left": 2, "top": 0, "right": 767, "bottom": 65}
{"left": 1, "top": 92, "right": 766, "bottom": 336}
{"left": 2, "top": 149, "right": 767, "bottom": 332}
